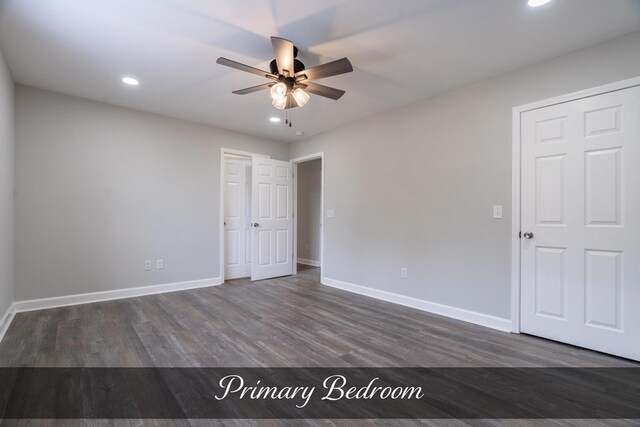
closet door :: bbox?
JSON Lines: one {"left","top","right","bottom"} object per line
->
{"left": 520, "top": 85, "right": 640, "bottom": 360}
{"left": 251, "top": 157, "right": 293, "bottom": 281}
{"left": 224, "top": 159, "right": 251, "bottom": 279}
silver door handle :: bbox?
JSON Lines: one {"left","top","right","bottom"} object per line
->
{"left": 523, "top": 232, "right": 534, "bottom": 240}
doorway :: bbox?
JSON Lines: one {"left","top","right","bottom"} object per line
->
{"left": 291, "top": 153, "right": 324, "bottom": 279}
{"left": 512, "top": 77, "right": 640, "bottom": 361}
{"left": 220, "top": 148, "right": 295, "bottom": 282}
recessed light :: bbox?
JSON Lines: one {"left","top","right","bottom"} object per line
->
{"left": 296, "top": 131, "right": 304, "bottom": 136}
{"left": 269, "top": 117, "right": 281, "bottom": 123}
{"left": 528, "top": 0, "right": 551, "bottom": 7}
{"left": 122, "top": 77, "right": 139, "bottom": 86}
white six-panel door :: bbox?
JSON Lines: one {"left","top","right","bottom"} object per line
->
{"left": 224, "top": 159, "right": 251, "bottom": 279}
{"left": 251, "top": 157, "right": 294, "bottom": 281}
{"left": 520, "top": 85, "right": 640, "bottom": 360}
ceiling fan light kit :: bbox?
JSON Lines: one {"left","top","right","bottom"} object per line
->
{"left": 272, "top": 96, "right": 287, "bottom": 110}
{"left": 217, "top": 36, "right": 353, "bottom": 127}
{"left": 292, "top": 88, "right": 310, "bottom": 107}
{"left": 270, "top": 82, "right": 287, "bottom": 101}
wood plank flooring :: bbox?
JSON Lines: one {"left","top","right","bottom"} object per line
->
{"left": 0, "top": 266, "right": 640, "bottom": 427}
{"left": 0, "top": 266, "right": 635, "bottom": 368}
{"left": 1, "top": 266, "right": 638, "bottom": 426}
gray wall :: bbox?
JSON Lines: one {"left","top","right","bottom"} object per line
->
{"left": 289, "top": 31, "right": 640, "bottom": 320}
{"left": 0, "top": 49, "right": 13, "bottom": 316}
{"left": 15, "top": 86, "right": 289, "bottom": 300}
{"left": 296, "top": 159, "right": 321, "bottom": 264}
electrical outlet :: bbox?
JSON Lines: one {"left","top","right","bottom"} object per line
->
{"left": 401, "top": 267, "right": 408, "bottom": 279}
{"left": 493, "top": 205, "right": 503, "bottom": 219}
{"left": 144, "top": 260, "right": 152, "bottom": 271}
{"left": 326, "top": 209, "right": 335, "bottom": 218}
{"left": 156, "top": 259, "right": 164, "bottom": 269}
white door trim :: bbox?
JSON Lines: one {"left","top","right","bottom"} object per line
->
{"left": 219, "top": 148, "right": 270, "bottom": 282}
{"left": 290, "top": 152, "right": 324, "bottom": 280}
{"left": 511, "top": 76, "right": 640, "bottom": 333}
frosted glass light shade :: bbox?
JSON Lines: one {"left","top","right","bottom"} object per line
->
{"left": 292, "top": 88, "right": 310, "bottom": 107}
{"left": 272, "top": 96, "right": 287, "bottom": 110}
{"left": 270, "top": 82, "right": 287, "bottom": 100}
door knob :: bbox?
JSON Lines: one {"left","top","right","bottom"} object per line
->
{"left": 252, "top": 223, "right": 260, "bottom": 228}
{"left": 523, "top": 232, "right": 534, "bottom": 240}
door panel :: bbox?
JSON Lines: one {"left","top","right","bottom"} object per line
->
{"left": 276, "top": 229, "right": 288, "bottom": 264}
{"left": 226, "top": 230, "right": 239, "bottom": 266}
{"left": 534, "top": 246, "right": 567, "bottom": 320}
{"left": 535, "top": 155, "right": 566, "bottom": 225}
{"left": 224, "top": 159, "right": 251, "bottom": 279}
{"left": 251, "top": 157, "right": 293, "bottom": 280}
{"left": 245, "top": 164, "right": 252, "bottom": 269}
{"left": 585, "top": 148, "right": 621, "bottom": 226}
{"left": 258, "top": 230, "right": 270, "bottom": 266}
{"left": 520, "top": 85, "right": 640, "bottom": 361}
{"left": 584, "top": 249, "right": 622, "bottom": 330}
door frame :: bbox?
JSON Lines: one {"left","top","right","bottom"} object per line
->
{"left": 219, "top": 148, "right": 270, "bottom": 282}
{"left": 290, "top": 152, "right": 325, "bottom": 280}
{"left": 510, "top": 76, "right": 640, "bottom": 333}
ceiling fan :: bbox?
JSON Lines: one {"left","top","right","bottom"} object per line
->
{"left": 216, "top": 36, "right": 353, "bottom": 111}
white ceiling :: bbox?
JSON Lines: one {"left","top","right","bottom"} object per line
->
{"left": 1, "top": 0, "right": 639, "bottom": 142}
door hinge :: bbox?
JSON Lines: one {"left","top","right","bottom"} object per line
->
{"left": 519, "top": 231, "right": 522, "bottom": 239}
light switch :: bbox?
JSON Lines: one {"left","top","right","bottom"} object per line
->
{"left": 493, "top": 205, "right": 503, "bottom": 219}
{"left": 326, "top": 209, "right": 335, "bottom": 218}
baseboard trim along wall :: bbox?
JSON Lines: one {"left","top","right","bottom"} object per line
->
{"left": 0, "top": 276, "right": 223, "bottom": 343}
{"left": 321, "top": 277, "right": 512, "bottom": 332}
{"left": 0, "top": 306, "right": 16, "bottom": 344}
{"left": 10, "top": 276, "right": 223, "bottom": 314}
{"left": 297, "top": 258, "right": 321, "bottom": 267}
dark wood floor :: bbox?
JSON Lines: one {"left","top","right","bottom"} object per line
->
{"left": 0, "top": 266, "right": 635, "bottom": 369}
{"left": 1, "top": 267, "right": 638, "bottom": 426}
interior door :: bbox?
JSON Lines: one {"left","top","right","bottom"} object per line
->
{"left": 251, "top": 157, "right": 294, "bottom": 281}
{"left": 520, "top": 85, "right": 640, "bottom": 360}
{"left": 224, "top": 159, "right": 251, "bottom": 279}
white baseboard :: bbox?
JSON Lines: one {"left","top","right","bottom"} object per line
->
{"left": 0, "top": 304, "right": 16, "bottom": 344}
{"left": 11, "top": 276, "right": 223, "bottom": 314}
{"left": 321, "top": 277, "right": 512, "bottom": 332}
{"left": 0, "top": 277, "right": 223, "bottom": 344}
{"left": 297, "top": 258, "right": 321, "bottom": 267}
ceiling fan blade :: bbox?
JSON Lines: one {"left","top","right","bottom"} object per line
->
{"left": 216, "top": 57, "right": 278, "bottom": 80}
{"left": 295, "top": 58, "right": 353, "bottom": 81}
{"left": 271, "top": 36, "right": 295, "bottom": 77}
{"left": 232, "top": 83, "right": 275, "bottom": 95}
{"left": 298, "top": 82, "right": 345, "bottom": 100}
